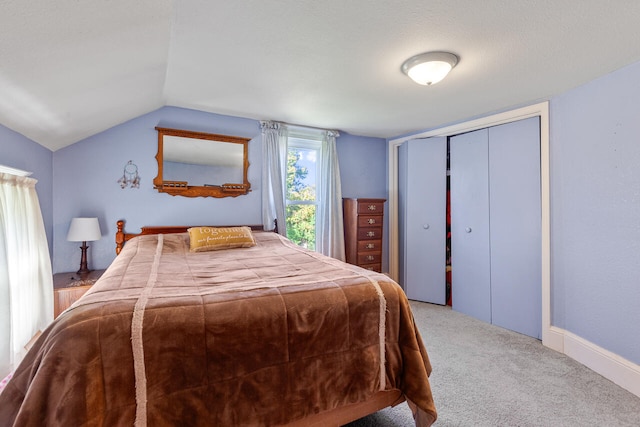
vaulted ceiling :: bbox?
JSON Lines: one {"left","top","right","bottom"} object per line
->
{"left": 2, "top": 1, "right": 640, "bottom": 151}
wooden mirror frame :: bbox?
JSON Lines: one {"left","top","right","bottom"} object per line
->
{"left": 153, "top": 127, "right": 251, "bottom": 198}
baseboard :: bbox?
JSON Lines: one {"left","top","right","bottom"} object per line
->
{"left": 545, "top": 326, "right": 640, "bottom": 398}
{"left": 542, "top": 326, "right": 564, "bottom": 353}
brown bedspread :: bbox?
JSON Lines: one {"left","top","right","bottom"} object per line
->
{"left": 0, "top": 232, "right": 436, "bottom": 426}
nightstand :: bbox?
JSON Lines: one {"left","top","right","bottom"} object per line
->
{"left": 53, "top": 269, "right": 105, "bottom": 318}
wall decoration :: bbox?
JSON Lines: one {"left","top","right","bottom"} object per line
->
{"left": 117, "top": 160, "right": 140, "bottom": 189}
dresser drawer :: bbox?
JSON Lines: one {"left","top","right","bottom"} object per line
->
{"left": 357, "top": 201, "right": 385, "bottom": 214}
{"left": 357, "top": 215, "right": 382, "bottom": 227}
{"left": 357, "top": 239, "right": 382, "bottom": 252}
{"left": 357, "top": 227, "right": 382, "bottom": 240}
{"left": 357, "top": 252, "right": 381, "bottom": 265}
{"left": 359, "top": 263, "right": 382, "bottom": 273}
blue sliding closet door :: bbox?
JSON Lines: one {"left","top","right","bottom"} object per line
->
{"left": 489, "top": 117, "right": 541, "bottom": 338}
{"left": 402, "top": 137, "right": 447, "bottom": 304}
{"left": 450, "top": 129, "right": 492, "bottom": 323}
{"left": 450, "top": 117, "right": 541, "bottom": 339}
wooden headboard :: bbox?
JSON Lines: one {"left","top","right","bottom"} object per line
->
{"left": 115, "top": 219, "right": 277, "bottom": 255}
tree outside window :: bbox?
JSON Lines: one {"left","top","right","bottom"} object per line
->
{"left": 286, "top": 139, "right": 320, "bottom": 250}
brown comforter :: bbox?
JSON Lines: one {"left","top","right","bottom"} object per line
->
{"left": 0, "top": 232, "right": 436, "bottom": 426}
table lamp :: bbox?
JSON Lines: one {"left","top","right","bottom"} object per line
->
{"left": 67, "top": 217, "right": 102, "bottom": 275}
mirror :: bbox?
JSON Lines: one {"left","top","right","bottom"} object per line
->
{"left": 153, "top": 127, "right": 251, "bottom": 197}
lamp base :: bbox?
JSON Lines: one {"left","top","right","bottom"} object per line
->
{"left": 76, "top": 267, "right": 92, "bottom": 276}
{"left": 77, "top": 241, "right": 92, "bottom": 277}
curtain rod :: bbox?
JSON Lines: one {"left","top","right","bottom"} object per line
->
{"left": 260, "top": 120, "right": 340, "bottom": 135}
{"left": 0, "top": 164, "right": 32, "bottom": 177}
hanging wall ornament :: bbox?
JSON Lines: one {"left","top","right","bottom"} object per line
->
{"left": 118, "top": 160, "right": 141, "bottom": 189}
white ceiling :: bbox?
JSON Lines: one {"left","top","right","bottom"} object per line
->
{"left": 2, "top": 1, "right": 640, "bottom": 151}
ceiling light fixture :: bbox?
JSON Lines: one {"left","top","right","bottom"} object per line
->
{"left": 401, "top": 51, "right": 459, "bottom": 86}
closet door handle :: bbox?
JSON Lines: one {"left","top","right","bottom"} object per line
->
{"left": 423, "top": 224, "right": 430, "bottom": 230}
{"left": 465, "top": 227, "right": 472, "bottom": 233}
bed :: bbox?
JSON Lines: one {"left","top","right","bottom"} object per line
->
{"left": 0, "top": 221, "right": 437, "bottom": 426}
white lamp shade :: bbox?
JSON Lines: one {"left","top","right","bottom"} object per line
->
{"left": 402, "top": 51, "right": 458, "bottom": 85}
{"left": 67, "top": 217, "right": 102, "bottom": 242}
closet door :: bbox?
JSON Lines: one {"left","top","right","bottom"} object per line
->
{"left": 402, "top": 137, "right": 447, "bottom": 304}
{"left": 449, "top": 129, "right": 492, "bottom": 323}
{"left": 489, "top": 117, "right": 541, "bottom": 338}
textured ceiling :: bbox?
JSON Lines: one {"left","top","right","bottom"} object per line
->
{"left": 2, "top": 1, "right": 640, "bottom": 151}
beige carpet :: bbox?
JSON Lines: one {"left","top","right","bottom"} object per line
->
{"left": 346, "top": 301, "right": 640, "bottom": 426}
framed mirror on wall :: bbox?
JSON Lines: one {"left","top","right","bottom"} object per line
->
{"left": 153, "top": 127, "right": 251, "bottom": 198}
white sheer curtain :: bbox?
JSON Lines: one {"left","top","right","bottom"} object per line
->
{"left": 260, "top": 121, "right": 288, "bottom": 236}
{"left": 0, "top": 173, "right": 53, "bottom": 377}
{"left": 318, "top": 130, "right": 345, "bottom": 261}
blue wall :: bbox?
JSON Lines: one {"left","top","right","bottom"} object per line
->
{"left": 52, "top": 107, "right": 261, "bottom": 273}
{"left": 550, "top": 60, "right": 640, "bottom": 364}
{"left": 337, "top": 133, "right": 386, "bottom": 199}
{"left": 336, "top": 132, "right": 388, "bottom": 269}
{"left": 52, "top": 106, "right": 387, "bottom": 273}
{"left": 0, "top": 124, "right": 53, "bottom": 255}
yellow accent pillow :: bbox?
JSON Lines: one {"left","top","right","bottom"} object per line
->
{"left": 188, "top": 226, "right": 256, "bottom": 252}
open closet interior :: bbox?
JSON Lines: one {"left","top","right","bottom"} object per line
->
{"left": 399, "top": 116, "right": 542, "bottom": 339}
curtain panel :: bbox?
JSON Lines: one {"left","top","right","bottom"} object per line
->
{"left": 318, "top": 130, "right": 346, "bottom": 261}
{"left": 0, "top": 173, "right": 53, "bottom": 378}
{"left": 260, "top": 121, "right": 288, "bottom": 236}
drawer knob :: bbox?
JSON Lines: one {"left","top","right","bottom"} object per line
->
{"left": 366, "top": 243, "right": 375, "bottom": 249}
{"left": 423, "top": 224, "right": 430, "bottom": 230}
{"left": 366, "top": 255, "right": 375, "bottom": 261}
{"left": 465, "top": 227, "right": 472, "bottom": 233}
{"left": 368, "top": 218, "right": 376, "bottom": 224}
{"left": 367, "top": 231, "right": 375, "bottom": 237}
{"left": 368, "top": 205, "right": 377, "bottom": 211}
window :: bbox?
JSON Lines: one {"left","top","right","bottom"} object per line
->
{"left": 286, "top": 136, "right": 321, "bottom": 250}
{"left": 261, "top": 121, "right": 343, "bottom": 259}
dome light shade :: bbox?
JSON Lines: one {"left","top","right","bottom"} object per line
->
{"left": 401, "top": 51, "right": 459, "bottom": 85}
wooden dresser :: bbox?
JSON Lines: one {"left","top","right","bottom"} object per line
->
{"left": 53, "top": 269, "right": 105, "bottom": 318}
{"left": 343, "top": 198, "right": 386, "bottom": 272}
